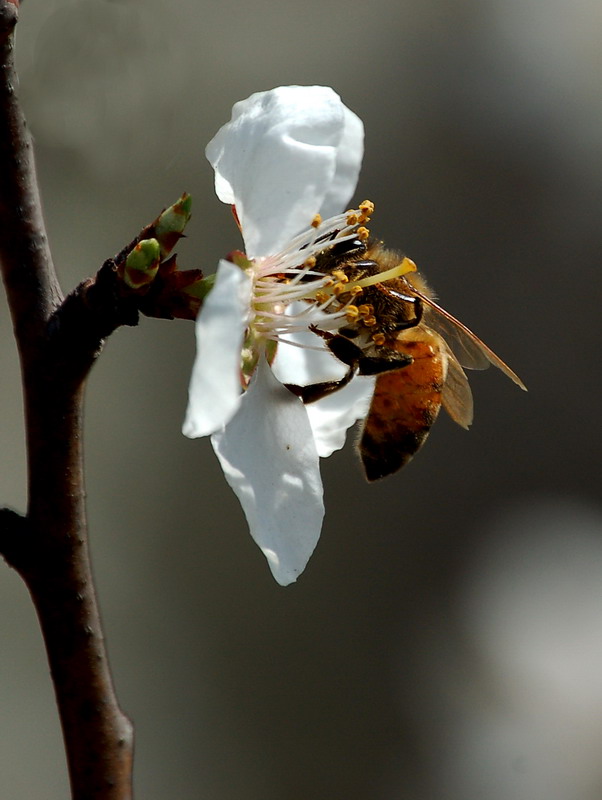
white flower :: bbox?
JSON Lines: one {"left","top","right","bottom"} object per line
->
{"left": 183, "top": 86, "right": 376, "bottom": 585}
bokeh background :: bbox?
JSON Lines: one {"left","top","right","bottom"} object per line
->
{"left": 1, "top": 0, "right": 601, "bottom": 797}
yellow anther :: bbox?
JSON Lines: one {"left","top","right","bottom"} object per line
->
{"left": 350, "top": 285, "right": 363, "bottom": 297}
{"left": 358, "top": 304, "right": 374, "bottom": 316}
{"left": 304, "top": 255, "right": 317, "bottom": 268}
{"left": 358, "top": 213, "right": 371, "bottom": 225}
{"left": 315, "top": 291, "right": 330, "bottom": 304}
{"left": 332, "top": 269, "right": 349, "bottom": 283}
{"left": 333, "top": 282, "right": 348, "bottom": 296}
{"left": 357, "top": 226, "right": 370, "bottom": 241}
{"left": 372, "top": 332, "right": 386, "bottom": 346}
{"left": 363, "top": 315, "right": 377, "bottom": 327}
{"left": 311, "top": 213, "right": 322, "bottom": 228}
{"left": 360, "top": 200, "right": 375, "bottom": 215}
{"left": 346, "top": 212, "right": 359, "bottom": 225}
{"left": 345, "top": 305, "right": 360, "bottom": 319}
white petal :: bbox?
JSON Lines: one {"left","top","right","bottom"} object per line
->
{"left": 211, "top": 355, "right": 324, "bottom": 586}
{"left": 271, "top": 328, "right": 347, "bottom": 386}
{"left": 306, "top": 374, "right": 376, "bottom": 458}
{"left": 319, "top": 104, "right": 364, "bottom": 219}
{"left": 183, "top": 260, "right": 252, "bottom": 438}
{"left": 206, "top": 85, "right": 364, "bottom": 257}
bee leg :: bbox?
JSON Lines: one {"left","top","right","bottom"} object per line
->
{"left": 389, "top": 295, "right": 424, "bottom": 331}
{"left": 356, "top": 351, "right": 413, "bottom": 375}
{"left": 284, "top": 362, "right": 357, "bottom": 404}
{"left": 285, "top": 329, "right": 363, "bottom": 403}
{"left": 322, "top": 332, "right": 414, "bottom": 376}
{"left": 310, "top": 326, "right": 415, "bottom": 378}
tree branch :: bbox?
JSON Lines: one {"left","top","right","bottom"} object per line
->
{"left": 0, "top": 3, "right": 134, "bottom": 797}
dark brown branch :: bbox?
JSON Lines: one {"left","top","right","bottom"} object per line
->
{"left": 0, "top": 4, "right": 134, "bottom": 798}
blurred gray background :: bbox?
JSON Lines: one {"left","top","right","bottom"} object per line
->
{"left": 1, "top": 0, "right": 601, "bottom": 797}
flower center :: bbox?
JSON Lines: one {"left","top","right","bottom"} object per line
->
{"left": 249, "top": 202, "right": 378, "bottom": 341}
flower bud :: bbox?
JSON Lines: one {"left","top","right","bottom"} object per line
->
{"left": 155, "top": 194, "right": 192, "bottom": 256}
{"left": 123, "top": 238, "right": 161, "bottom": 289}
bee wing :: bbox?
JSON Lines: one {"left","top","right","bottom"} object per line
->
{"left": 441, "top": 343, "right": 473, "bottom": 430}
{"left": 417, "top": 292, "right": 526, "bottom": 390}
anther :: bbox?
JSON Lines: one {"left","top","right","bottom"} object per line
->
{"left": 357, "top": 226, "right": 370, "bottom": 241}
{"left": 345, "top": 305, "right": 360, "bottom": 320}
{"left": 304, "top": 256, "right": 317, "bottom": 268}
{"left": 346, "top": 212, "right": 358, "bottom": 225}
{"left": 332, "top": 270, "right": 349, "bottom": 283}
{"left": 350, "top": 285, "right": 363, "bottom": 297}
{"left": 311, "top": 213, "right": 322, "bottom": 228}
{"left": 363, "top": 315, "right": 377, "bottom": 326}
{"left": 372, "top": 332, "right": 386, "bottom": 346}
{"left": 333, "top": 282, "right": 348, "bottom": 297}
{"left": 360, "top": 200, "right": 375, "bottom": 215}
{"left": 358, "top": 304, "right": 374, "bottom": 316}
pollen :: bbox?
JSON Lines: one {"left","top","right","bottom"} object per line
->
{"left": 311, "top": 213, "right": 322, "bottom": 228}
{"left": 333, "top": 282, "right": 349, "bottom": 297}
{"left": 372, "top": 332, "right": 386, "bottom": 346}
{"left": 315, "top": 291, "right": 330, "bottom": 304}
{"left": 332, "top": 270, "right": 349, "bottom": 283}
{"left": 345, "top": 305, "right": 360, "bottom": 320}
{"left": 350, "top": 285, "right": 363, "bottom": 297}
{"left": 363, "top": 315, "right": 377, "bottom": 327}
{"left": 357, "top": 226, "right": 370, "bottom": 241}
{"left": 358, "top": 304, "right": 374, "bottom": 317}
{"left": 358, "top": 200, "right": 374, "bottom": 224}
{"left": 304, "top": 255, "right": 317, "bottom": 268}
{"left": 346, "top": 212, "right": 359, "bottom": 225}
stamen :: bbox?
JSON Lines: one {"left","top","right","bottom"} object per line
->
{"left": 356, "top": 226, "right": 370, "bottom": 241}
{"left": 363, "top": 315, "right": 377, "bottom": 327}
{"left": 372, "top": 332, "right": 386, "bottom": 346}
{"left": 345, "top": 305, "right": 360, "bottom": 320}
{"left": 311, "top": 213, "right": 322, "bottom": 228}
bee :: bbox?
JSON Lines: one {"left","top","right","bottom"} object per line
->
{"left": 291, "top": 235, "right": 526, "bottom": 481}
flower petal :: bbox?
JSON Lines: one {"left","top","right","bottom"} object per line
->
{"left": 206, "top": 85, "right": 364, "bottom": 257}
{"left": 211, "top": 355, "right": 324, "bottom": 586}
{"left": 306, "top": 374, "right": 376, "bottom": 457}
{"left": 270, "top": 327, "right": 348, "bottom": 387}
{"left": 183, "top": 260, "right": 252, "bottom": 438}
{"left": 319, "top": 104, "right": 365, "bottom": 220}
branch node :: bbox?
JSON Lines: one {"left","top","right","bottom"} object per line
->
{"left": 0, "top": 507, "right": 30, "bottom": 571}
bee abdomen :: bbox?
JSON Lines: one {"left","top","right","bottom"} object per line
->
{"left": 358, "top": 336, "right": 446, "bottom": 481}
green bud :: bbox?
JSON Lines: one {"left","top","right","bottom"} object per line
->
{"left": 227, "top": 250, "right": 252, "bottom": 270}
{"left": 124, "top": 238, "right": 161, "bottom": 289}
{"left": 155, "top": 194, "right": 192, "bottom": 255}
{"left": 183, "top": 273, "right": 215, "bottom": 302}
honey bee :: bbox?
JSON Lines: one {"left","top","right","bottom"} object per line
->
{"left": 291, "top": 235, "right": 526, "bottom": 481}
